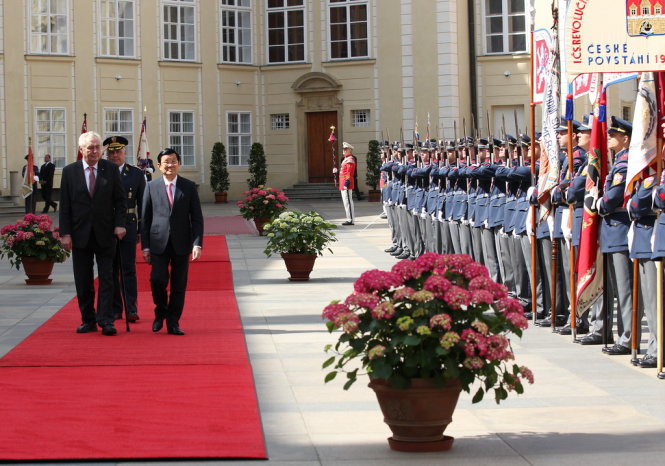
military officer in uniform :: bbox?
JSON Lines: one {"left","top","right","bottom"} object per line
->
{"left": 105, "top": 136, "right": 146, "bottom": 322}
{"left": 597, "top": 117, "right": 634, "bottom": 355}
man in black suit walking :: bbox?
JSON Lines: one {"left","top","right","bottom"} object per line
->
{"left": 39, "top": 154, "right": 57, "bottom": 213}
{"left": 59, "top": 131, "right": 127, "bottom": 336}
{"left": 141, "top": 148, "right": 203, "bottom": 335}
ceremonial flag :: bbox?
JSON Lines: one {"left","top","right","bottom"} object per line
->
{"left": 625, "top": 72, "right": 658, "bottom": 203}
{"left": 537, "top": 13, "right": 561, "bottom": 216}
{"left": 532, "top": 28, "right": 552, "bottom": 105}
{"left": 426, "top": 113, "right": 430, "bottom": 142}
{"left": 22, "top": 142, "right": 35, "bottom": 199}
{"left": 76, "top": 114, "right": 87, "bottom": 161}
{"left": 136, "top": 116, "right": 150, "bottom": 163}
{"left": 576, "top": 90, "right": 607, "bottom": 315}
{"left": 413, "top": 119, "right": 420, "bottom": 145}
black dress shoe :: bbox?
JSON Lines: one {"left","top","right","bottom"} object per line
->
{"left": 639, "top": 355, "right": 657, "bottom": 368}
{"left": 152, "top": 318, "right": 164, "bottom": 332}
{"left": 53, "top": 203, "right": 58, "bottom": 212}
{"left": 536, "top": 315, "right": 567, "bottom": 327}
{"left": 76, "top": 323, "right": 98, "bottom": 333}
{"left": 101, "top": 325, "right": 117, "bottom": 336}
{"left": 602, "top": 344, "right": 630, "bottom": 355}
{"left": 577, "top": 334, "right": 612, "bottom": 345}
{"left": 396, "top": 251, "right": 411, "bottom": 259}
{"left": 127, "top": 313, "right": 139, "bottom": 322}
{"left": 557, "top": 325, "right": 589, "bottom": 336}
{"left": 390, "top": 248, "right": 403, "bottom": 256}
{"left": 384, "top": 246, "right": 398, "bottom": 253}
{"left": 113, "top": 313, "right": 122, "bottom": 320}
{"left": 524, "top": 311, "right": 547, "bottom": 320}
{"left": 167, "top": 326, "right": 185, "bottom": 335}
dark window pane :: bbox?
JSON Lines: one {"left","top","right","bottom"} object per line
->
{"left": 510, "top": 16, "right": 525, "bottom": 33}
{"left": 510, "top": 0, "right": 525, "bottom": 13}
{"left": 289, "top": 44, "right": 304, "bottom": 61}
{"left": 488, "top": 0, "right": 502, "bottom": 15}
{"left": 269, "top": 46, "right": 284, "bottom": 62}
{"left": 510, "top": 33, "right": 526, "bottom": 52}
{"left": 331, "top": 23, "right": 346, "bottom": 41}
{"left": 351, "top": 39, "right": 367, "bottom": 57}
{"left": 287, "top": 10, "right": 303, "bottom": 27}
{"left": 350, "top": 5, "right": 367, "bottom": 22}
{"left": 288, "top": 26, "right": 304, "bottom": 43}
{"left": 330, "top": 6, "right": 346, "bottom": 23}
{"left": 331, "top": 41, "right": 346, "bottom": 59}
{"left": 268, "top": 12, "right": 284, "bottom": 28}
{"left": 489, "top": 16, "right": 503, "bottom": 34}
{"left": 489, "top": 35, "right": 503, "bottom": 53}
{"left": 267, "top": 0, "right": 283, "bottom": 9}
{"left": 269, "top": 29, "right": 284, "bottom": 45}
{"left": 287, "top": 0, "right": 303, "bottom": 5}
{"left": 350, "top": 22, "right": 366, "bottom": 40}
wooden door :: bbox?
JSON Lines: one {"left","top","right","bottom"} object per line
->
{"left": 307, "top": 111, "right": 337, "bottom": 183}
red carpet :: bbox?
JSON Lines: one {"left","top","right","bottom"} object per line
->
{"left": 136, "top": 235, "right": 231, "bottom": 263}
{"left": 205, "top": 215, "right": 257, "bottom": 235}
{"left": 0, "top": 235, "right": 266, "bottom": 461}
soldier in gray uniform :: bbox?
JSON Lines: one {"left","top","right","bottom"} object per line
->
{"left": 105, "top": 136, "right": 146, "bottom": 323}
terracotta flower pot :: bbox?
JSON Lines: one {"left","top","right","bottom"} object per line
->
{"left": 21, "top": 257, "right": 55, "bottom": 285}
{"left": 368, "top": 377, "right": 462, "bottom": 452}
{"left": 214, "top": 192, "right": 227, "bottom": 203}
{"left": 253, "top": 217, "right": 270, "bottom": 235}
{"left": 281, "top": 253, "right": 317, "bottom": 281}
{"left": 367, "top": 189, "right": 381, "bottom": 202}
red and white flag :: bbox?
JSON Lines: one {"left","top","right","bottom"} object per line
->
{"left": 22, "top": 142, "right": 35, "bottom": 199}
{"left": 136, "top": 116, "right": 150, "bottom": 163}
{"left": 624, "top": 72, "right": 658, "bottom": 204}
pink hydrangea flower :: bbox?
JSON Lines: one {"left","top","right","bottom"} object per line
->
{"left": 345, "top": 292, "right": 380, "bottom": 309}
{"left": 423, "top": 275, "right": 452, "bottom": 298}
{"left": 414, "top": 252, "right": 446, "bottom": 272}
{"left": 484, "top": 334, "right": 511, "bottom": 361}
{"left": 443, "top": 285, "right": 471, "bottom": 310}
{"left": 471, "top": 319, "right": 489, "bottom": 335}
{"left": 322, "top": 303, "right": 350, "bottom": 321}
{"left": 368, "top": 344, "right": 386, "bottom": 360}
{"left": 391, "top": 259, "right": 426, "bottom": 281}
{"left": 371, "top": 301, "right": 395, "bottom": 320}
{"left": 519, "top": 366, "right": 535, "bottom": 384}
{"left": 430, "top": 313, "right": 452, "bottom": 330}
{"left": 505, "top": 311, "right": 529, "bottom": 329}
{"left": 463, "top": 356, "right": 485, "bottom": 369}
{"left": 333, "top": 311, "right": 360, "bottom": 333}
{"left": 411, "top": 290, "right": 434, "bottom": 303}
{"left": 462, "top": 262, "right": 489, "bottom": 280}
{"left": 471, "top": 289, "right": 494, "bottom": 305}
{"left": 392, "top": 286, "right": 416, "bottom": 300}
{"left": 354, "top": 269, "right": 403, "bottom": 293}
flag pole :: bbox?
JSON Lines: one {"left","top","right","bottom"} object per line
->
{"left": 529, "top": 29, "right": 538, "bottom": 326}
{"left": 658, "top": 136, "right": 664, "bottom": 378}
{"left": 565, "top": 96, "right": 577, "bottom": 339}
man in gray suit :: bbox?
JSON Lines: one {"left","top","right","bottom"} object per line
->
{"left": 141, "top": 148, "right": 204, "bottom": 335}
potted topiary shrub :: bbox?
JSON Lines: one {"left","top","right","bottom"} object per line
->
{"left": 247, "top": 142, "right": 267, "bottom": 189}
{"left": 365, "top": 139, "right": 382, "bottom": 202}
{"left": 210, "top": 142, "right": 230, "bottom": 203}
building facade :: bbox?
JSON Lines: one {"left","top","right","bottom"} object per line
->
{"left": 0, "top": 0, "right": 632, "bottom": 201}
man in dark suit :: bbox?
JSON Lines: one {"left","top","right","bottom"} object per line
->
{"left": 39, "top": 154, "right": 57, "bottom": 213}
{"left": 59, "top": 131, "right": 127, "bottom": 336}
{"left": 141, "top": 148, "right": 203, "bottom": 335}
{"left": 105, "top": 136, "right": 145, "bottom": 323}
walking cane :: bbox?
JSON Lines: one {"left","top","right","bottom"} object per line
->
{"left": 116, "top": 243, "right": 130, "bottom": 332}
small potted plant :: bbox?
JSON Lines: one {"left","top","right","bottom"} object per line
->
{"left": 237, "top": 186, "right": 288, "bottom": 235}
{"left": 0, "top": 213, "right": 70, "bottom": 284}
{"left": 263, "top": 210, "right": 337, "bottom": 281}
{"left": 322, "top": 252, "right": 533, "bottom": 452}
{"left": 365, "top": 139, "right": 382, "bottom": 202}
{"left": 247, "top": 142, "right": 267, "bottom": 188}
{"left": 210, "top": 142, "right": 230, "bottom": 203}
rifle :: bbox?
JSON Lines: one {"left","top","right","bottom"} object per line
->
{"left": 514, "top": 109, "right": 522, "bottom": 166}
{"left": 486, "top": 110, "right": 493, "bottom": 164}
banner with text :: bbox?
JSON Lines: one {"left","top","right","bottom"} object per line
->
{"left": 564, "top": 0, "right": 665, "bottom": 78}
{"left": 533, "top": 28, "right": 552, "bottom": 104}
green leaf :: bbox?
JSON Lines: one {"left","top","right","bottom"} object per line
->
{"left": 403, "top": 335, "right": 421, "bottom": 346}
{"left": 472, "top": 387, "right": 485, "bottom": 403}
{"left": 371, "top": 359, "right": 393, "bottom": 379}
{"left": 324, "top": 371, "right": 337, "bottom": 383}
{"left": 322, "top": 356, "right": 335, "bottom": 369}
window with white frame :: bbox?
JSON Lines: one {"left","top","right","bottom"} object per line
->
{"left": 271, "top": 113, "right": 289, "bottom": 130}
{"left": 329, "top": 0, "right": 369, "bottom": 60}
{"left": 163, "top": 0, "right": 196, "bottom": 61}
{"left": 221, "top": 0, "right": 252, "bottom": 64}
{"left": 227, "top": 112, "right": 251, "bottom": 166}
{"left": 103, "top": 108, "right": 134, "bottom": 163}
{"left": 100, "top": 0, "right": 135, "bottom": 57}
{"left": 267, "top": 0, "right": 305, "bottom": 64}
{"left": 35, "top": 108, "right": 67, "bottom": 168}
{"left": 30, "top": 0, "right": 69, "bottom": 54}
{"left": 351, "top": 109, "right": 369, "bottom": 127}
{"left": 169, "top": 111, "right": 196, "bottom": 166}
{"left": 483, "top": 0, "right": 527, "bottom": 55}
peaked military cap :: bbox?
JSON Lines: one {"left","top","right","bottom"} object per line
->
{"left": 607, "top": 116, "right": 632, "bottom": 136}
{"left": 103, "top": 136, "right": 129, "bottom": 151}
{"left": 578, "top": 115, "right": 592, "bottom": 131}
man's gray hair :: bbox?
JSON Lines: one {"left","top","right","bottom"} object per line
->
{"left": 79, "top": 131, "right": 101, "bottom": 148}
